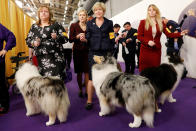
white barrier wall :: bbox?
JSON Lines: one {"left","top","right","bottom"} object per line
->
{"left": 110, "top": 0, "right": 196, "bottom": 78}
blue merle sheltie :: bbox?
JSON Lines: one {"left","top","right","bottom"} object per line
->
{"left": 15, "top": 63, "right": 70, "bottom": 126}
{"left": 140, "top": 54, "right": 186, "bottom": 107}
{"left": 92, "top": 55, "right": 156, "bottom": 128}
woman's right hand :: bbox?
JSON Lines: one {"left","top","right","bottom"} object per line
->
{"left": 181, "top": 30, "right": 188, "bottom": 36}
{"left": 76, "top": 33, "right": 83, "bottom": 39}
{"left": 148, "top": 40, "right": 156, "bottom": 47}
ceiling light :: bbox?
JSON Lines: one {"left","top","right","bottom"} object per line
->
{"left": 44, "top": 0, "right": 50, "bottom": 3}
{"left": 15, "top": 0, "right": 23, "bottom": 8}
{"left": 65, "top": 6, "right": 68, "bottom": 10}
{"left": 66, "top": 0, "right": 69, "bottom": 5}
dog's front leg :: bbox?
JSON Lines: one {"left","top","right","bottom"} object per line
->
{"left": 129, "top": 114, "right": 142, "bottom": 128}
{"left": 98, "top": 95, "right": 111, "bottom": 116}
{"left": 24, "top": 97, "right": 35, "bottom": 116}
{"left": 155, "top": 102, "right": 161, "bottom": 113}
{"left": 46, "top": 113, "right": 56, "bottom": 126}
{"left": 168, "top": 93, "right": 176, "bottom": 103}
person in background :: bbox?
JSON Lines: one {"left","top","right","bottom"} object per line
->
{"left": 118, "top": 22, "right": 137, "bottom": 74}
{"left": 69, "top": 9, "right": 89, "bottom": 98}
{"left": 162, "top": 17, "right": 184, "bottom": 56}
{"left": 137, "top": 4, "right": 188, "bottom": 72}
{"left": 0, "top": 23, "right": 16, "bottom": 114}
{"left": 84, "top": 2, "right": 115, "bottom": 110}
{"left": 63, "top": 27, "right": 72, "bottom": 70}
{"left": 113, "top": 24, "right": 121, "bottom": 59}
{"left": 26, "top": 5, "right": 68, "bottom": 79}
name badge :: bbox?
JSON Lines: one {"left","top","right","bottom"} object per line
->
{"left": 109, "top": 32, "right": 115, "bottom": 39}
{"left": 62, "top": 32, "right": 68, "bottom": 37}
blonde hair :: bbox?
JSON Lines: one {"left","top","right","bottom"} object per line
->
{"left": 92, "top": 2, "right": 106, "bottom": 14}
{"left": 77, "top": 9, "right": 88, "bottom": 16}
{"left": 145, "top": 4, "right": 163, "bottom": 32}
{"left": 36, "top": 5, "right": 55, "bottom": 25}
{"left": 77, "top": 9, "right": 88, "bottom": 21}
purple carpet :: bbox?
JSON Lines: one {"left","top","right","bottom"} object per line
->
{"left": 0, "top": 62, "right": 196, "bottom": 131}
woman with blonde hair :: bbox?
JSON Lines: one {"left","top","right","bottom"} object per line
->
{"left": 69, "top": 9, "right": 89, "bottom": 98}
{"left": 26, "top": 5, "right": 68, "bottom": 79}
{"left": 137, "top": 4, "right": 188, "bottom": 72}
{"left": 84, "top": 2, "right": 115, "bottom": 110}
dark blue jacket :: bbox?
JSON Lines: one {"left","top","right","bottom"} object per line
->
{"left": 86, "top": 17, "right": 115, "bottom": 51}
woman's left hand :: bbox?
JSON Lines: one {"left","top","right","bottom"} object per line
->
{"left": 51, "top": 32, "right": 57, "bottom": 39}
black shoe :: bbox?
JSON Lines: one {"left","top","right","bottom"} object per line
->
{"left": 0, "top": 104, "right": 9, "bottom": 114}
{"left": 78, "top": 91, "right": 83, "bottom": 98}
{"left": 84, "top": 93, "right": 88, "bottom": 98}
{"left": 85, "top": 103, "right": 93, "bottom": 110}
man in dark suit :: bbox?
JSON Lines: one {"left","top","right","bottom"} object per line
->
{"left": 162, "top": 17, "right": 184, "bottom": 56}
{"left": 113, "top": 24, "right": 121, "bottom": 59}
{"left": 120, "top": 22, "right": 137, "bottom": 74}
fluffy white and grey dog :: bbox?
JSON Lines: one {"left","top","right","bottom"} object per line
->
{"left": 15, "top": 63, "right": 70, "bottom": 126}
{"left": 140, "top": 54, "right": 186, "bottom": 106}
{"left": 92, "top": 55, "right": 156, "bottom": 128}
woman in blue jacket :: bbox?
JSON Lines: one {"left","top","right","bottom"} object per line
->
{"left": 0, "top": 23, "right": 16, "bottom": 114}
{"left": 84, "top": 2, "right": 115, "bottom": 110}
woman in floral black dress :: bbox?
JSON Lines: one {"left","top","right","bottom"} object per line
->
{"left": 26, "top": 5, "right": 68, "bottom": 79}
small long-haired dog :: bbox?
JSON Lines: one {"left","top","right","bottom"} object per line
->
{"left": 92, "top": 55, "right": 156, "bottom": 128}
{"left": 140, "top": 54, "right": 186, "bottom": 108}
{"left": 15, "top": 63, "right": 70, "bottom": 126}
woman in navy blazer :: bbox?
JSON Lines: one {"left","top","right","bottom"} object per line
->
{"left": 83, "top": 2, "right": 115, "bottom": 110}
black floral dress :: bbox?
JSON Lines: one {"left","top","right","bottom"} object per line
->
{"left": 26, "top": 22, "right": 68, "bottom": 79}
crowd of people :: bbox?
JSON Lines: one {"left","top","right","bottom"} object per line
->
{"left": 0, "top": 2, "right": 188, "bottom": 114}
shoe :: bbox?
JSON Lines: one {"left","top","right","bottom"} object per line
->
{"left": 84, "top": 92, "right": 88, "bottom": 98}
{"left": 0, "top": 104, "right": 8, "bottom": 114}
{"left": 78, "top": 91, "right": 83, "bottom": 98}
{"left": 85, "top": 103, "right": 93, "bottom": 110}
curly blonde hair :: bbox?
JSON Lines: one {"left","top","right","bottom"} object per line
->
{"left": 92, "top": 2, "right": 106, "bottom": 14}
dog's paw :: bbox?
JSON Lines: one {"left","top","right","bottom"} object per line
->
{"left": 129, "top": 122, "right": 139, "bottom": 128}
{"left": 99, "top": 112, "right": 105, "bottom": 117}
{"left": 26, "top": 112, "right": 32, "bottom": 116}
{"left": 156, "top": 109, "right": 162, "bottom": 113}
{"left": 168, "top": 98, "right": 176, "bottom": 103}
{"left": 46, "top": 121, "right": 55, "bottom": 126}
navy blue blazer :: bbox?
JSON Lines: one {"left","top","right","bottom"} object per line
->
{"left": 86, "top": 17, "right": 115, "bottom": 51}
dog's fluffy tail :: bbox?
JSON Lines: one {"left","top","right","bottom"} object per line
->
{"left": 142, "top": 106, "right": 154, "bottom": 128}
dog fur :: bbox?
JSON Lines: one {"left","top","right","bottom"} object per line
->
{"left": 140, "top": 54, "right": 186, "bottom": 106}
{"left": 92, "top": 56, "right": 156, "bottom": 128}
{"left": 15, "top": 63, "right": 70, "bottom": 126}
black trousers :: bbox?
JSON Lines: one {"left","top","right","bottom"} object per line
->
{"left": 122, "top": 50, "right": 136, "bottom": 74}
{"left": 0, "top": 62, "right": 9, "bottom": 109}
{"left": 63, "top": 49, "right": 72, "bottom": 69}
